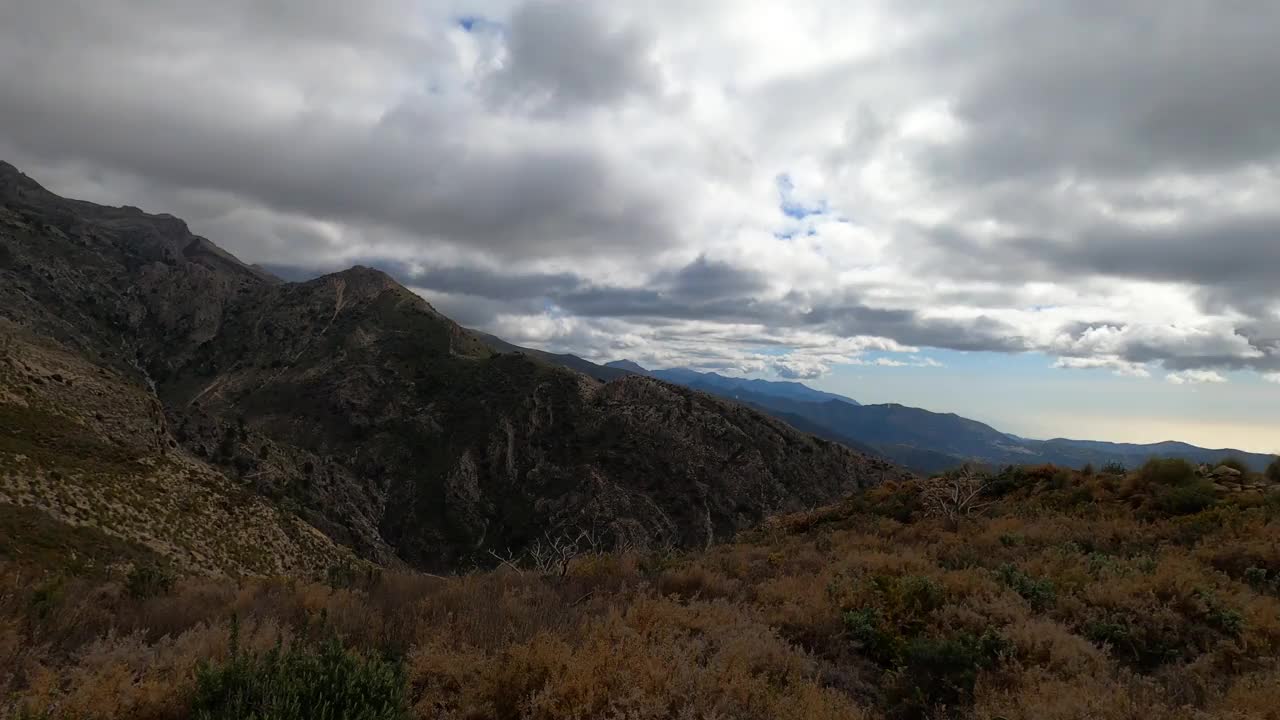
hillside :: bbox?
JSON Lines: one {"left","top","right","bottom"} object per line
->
{"left": 0, "top": 161, "right": 903, "bottom": 574}
{"left": 599, "top": 361, "right": 1277, "bottom": 474}
{"left": 5, "top": 461, "right": 1278, "bottom": 719}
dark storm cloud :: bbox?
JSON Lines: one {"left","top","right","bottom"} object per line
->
{"left": 810, "top": 304, "right": 1027, "bottom": 354}
{"left": 3, "top": 1, "right": 1280, "bottom": 376}
{"left": 486, "top": 1, "right": 661, "bottom": 113}
{"left": 265, "top": 252, "right": 1030, "bottom": 356}
{"left": 1005, "top": 215, "right": 1280, "bottom": 290}
{"left": 0, "top": 93, "right": 677, "bottom": 258}
{"left": 0, "top": 1, "right": 681, "bottom": 261}
{"left": 917, "top": 3, "right": 1280, "bottom": 186}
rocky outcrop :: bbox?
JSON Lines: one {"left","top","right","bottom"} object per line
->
{"left": 0, "top": 161, "right": 907, "bottom": 572}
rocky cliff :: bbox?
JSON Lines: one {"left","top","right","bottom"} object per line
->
{"left": 0, "top": 161, "right": 905, "bottom": 572}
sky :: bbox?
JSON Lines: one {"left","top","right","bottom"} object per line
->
{"left": 1, "top": 1, "right": 1278, "bottom": 452}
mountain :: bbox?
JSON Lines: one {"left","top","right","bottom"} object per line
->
{"left": 656, "top": 370, "right": 860, "bottom": 405}
{"left": 0, "top": 161, "right": 904, "bottom": 573}
{"left": 474, "top": 331, "right": 635, "bottom": 382}
{"left": 604, "top": 359, "right": 862, "bottom": 405}
{"left": 603, "top": 359, "right": 650, "bottom": 376}
{"left": 599, "top": 361, "right": 1277, "bottom": 474}
{"left": 607, "top": 361, "right": 861, "bottom": 406}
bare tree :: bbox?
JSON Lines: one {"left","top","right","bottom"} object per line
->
{"left": 487, "top": 547, "right": 523, "bottom": 573}
{"left": 920, "top": 466, "right": 992, "bottom": 529}
{"left": 489, "top": 527, "right": 594, "bottom": 578}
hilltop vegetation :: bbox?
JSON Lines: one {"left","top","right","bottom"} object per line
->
{"left": 4, "top": 460, "right": 1279, "bottom": 719}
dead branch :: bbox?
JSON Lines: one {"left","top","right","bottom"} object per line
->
{"left": 920, "top": 466, "right": 993, "bottom": 529}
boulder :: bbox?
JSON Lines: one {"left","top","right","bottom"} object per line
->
{"left": 1212, "top": 465, "right": 1243, "bottom": 478}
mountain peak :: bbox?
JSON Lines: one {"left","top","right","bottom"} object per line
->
{"left": 325, "top": 264, "right": 399, "bottom": 290}
{"left": 0, "top": 159, "right": 49, "bottom": 196}
{"left": 605, "top": 359, "right": 650, "bottom": 374}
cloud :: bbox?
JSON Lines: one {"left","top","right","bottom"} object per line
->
{"left": 485, "top": 1, "right": 661, "bottom": 114}
{"left": 773, "top": 357, "right": 828, "bottom": 379}
{"left": 846, "top": 356, "right": 945, "bottom": 369}
{"left": 1052, "top": 356, "right": 1151, "bottom": 378}
{"left": 1166, "top": 370, "right": 1228, "bottom": 385}
{"left": 1048, "top": 322, "right": 1265, "bottom": 373}
{"left": 2, "top": 1, "right": 1279, "bottom": 384}
{"left": 1264, "top": 373, "right": 1280, "bottom": 385}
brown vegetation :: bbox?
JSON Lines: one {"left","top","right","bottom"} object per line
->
{"left": 3, "top": 461, "right": 1280, "bottom": 719}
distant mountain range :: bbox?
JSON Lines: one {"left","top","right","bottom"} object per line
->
{"left": 532, "top": 355, "right": 1276, "bottom": 474}
{"left": 605, "top": 361, "right": 861, "bottom": 406}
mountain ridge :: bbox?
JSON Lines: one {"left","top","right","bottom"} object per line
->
{"left": 544, "top": 354, "right": 1277, "bottom": 473}
{"left": 0, "top": 161, "right": 904, "bottom": 573}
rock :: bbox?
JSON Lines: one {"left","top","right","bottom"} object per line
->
{"left": 1212, "top": 483, "right": 1231, "bottom": 493}
{"left": 1212, "top": 465, "right": 1243, "bottom": 478}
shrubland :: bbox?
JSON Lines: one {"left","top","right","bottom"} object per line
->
{"left": 3, "top": 459, "right": 1279, "bottom": 719}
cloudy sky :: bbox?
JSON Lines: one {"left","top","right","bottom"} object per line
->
{"left": 3, "top": 1, "right": 1279, "bottom": 452}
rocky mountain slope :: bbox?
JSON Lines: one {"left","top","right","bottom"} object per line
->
{"left": 0, "top": 161, "right": 903, "bottom": 573}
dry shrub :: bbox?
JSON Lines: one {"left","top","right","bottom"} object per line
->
{"left": 5, "top": 463, "right": 1280, "bottom": 720}
{"left": 656, "top": 563, "right": 739, "bottom": 600}
{"left": 12, "top": 617, "right": 290, "bottom": 720}
{"left": 974, "top": 670, "right": 1200, "bottom": 720}
{"left": 1217, "top": 668, "right": 1280, "bottom": 718}
{"left": 409, "top": 595, "right": 865, "bottom": 720}
{"left": 1003, "top": 618, "right": 1108, "bottom": 679}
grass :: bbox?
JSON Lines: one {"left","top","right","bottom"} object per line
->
{"left": 0, "top": 502, "right": 158, "bottom": 574}
{"left": 0, "top": 403, "right": 142, "bottom": 475}
{"left": 1, "top": 464, "right": 1278, "bottom": 719}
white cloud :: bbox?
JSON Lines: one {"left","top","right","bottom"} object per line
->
{"left": 2, "top": 1, "right": 1279, "bottom": 382}
{"left": 1166, "top": 370, "right": 1227, "bottom": 385}
{"left": 1052, "top": 356, "right": 1151, "bottom": 378}
{"left": 773, "top": 357, "right": 829, "bottom": 379}
{"left": 1263, "top": 372, "right": 1280, "bottom": 384}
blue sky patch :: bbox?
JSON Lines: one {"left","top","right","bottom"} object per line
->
{"left": 776, "top": 173, "right": 827, "bottom": 220}
{"left": 456, "top": 15, "right": 501, "bottom": 33}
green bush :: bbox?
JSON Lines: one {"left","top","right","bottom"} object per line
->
{"left": 843, "top": 574, "right": 947, "bottom": 663}
{"left": 997, "top": 533, "right": 1023, "bottom": 547}
{"left": 995, "top": 564, "right": 1056, "bottom": 611}
{"left": 1194, "top": 589, "right": 1243, "bottom": 637}
{"left": 841, "top": 574, "right": 1009, "bottom": 718}
{"left": 192, "top": 628, "right": 408, "bottom": 720}
{"left": 1244, "top": 566, "right": 1279, "bottom": 595}
{"left": 852, "top": 484, "right": 923, "bottom": 523}
{"left": 126, "top": 562, "right": 175, "bottom": 599}
{"left": 1136, "top": 458, "right": 1198, "bottom": 487}
{"left": 987, "top": 466, "right": 1030, "bottom": 497}
{"left": 887, "top": 630, "right": 1010, "bottom": 719}
{"left": 843, "top": 607, "right": 899, "bottom": 662}
{"left": 1082, "top": 592, "right": 1243, "bottom": 670}
{"left": 1083, "top": 614, "right": 1179, "bottom": 669}
{"left": 1266, "top": 457, "right": 1280, "bottom": 484}
{"left": 1152, "top": 481, "right": 1217, "bottom": 516}
{"left": 1101, "top": 461, "right": 1127, "bottom": 475}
